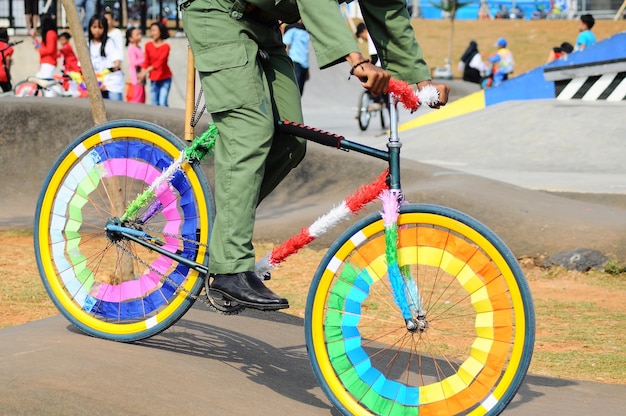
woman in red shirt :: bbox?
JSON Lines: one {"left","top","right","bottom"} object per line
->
{"left": 139, "top": 22, "right": 172, "bottom": 106}
{"left": 32, "top": 15, "right": 58, "bottom": 79}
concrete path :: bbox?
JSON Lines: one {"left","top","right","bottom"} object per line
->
{"left": 2, "top": 306, "right": 626, "bottom": 416}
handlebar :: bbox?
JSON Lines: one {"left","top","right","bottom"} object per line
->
{"left": 387, "top": 78, "right": 440, "bottom": 113}
{"left": 0, "top": 40, "right": 23, "bottom": 54}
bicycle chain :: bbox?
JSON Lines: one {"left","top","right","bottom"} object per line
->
{"left": 190, "top": 87, "right": 206, "bottom": 129}
{"left": 143, "top": 224, "right": 210, "bottom": 250}
{"left": 111, "top": 234, "right": 217, "bottom": 310}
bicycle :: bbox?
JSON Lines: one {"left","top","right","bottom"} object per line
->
{"left": 356, "top": 89, "right": 390, "bottom": 131}
{"left": 13, "top": 73, "right": 76, "bottom": 97}
{"left": 13, "top": 68, "right": 117, "bottom": 98}
{"left": 34, "top": 53, "right": 535, "bottom": 415}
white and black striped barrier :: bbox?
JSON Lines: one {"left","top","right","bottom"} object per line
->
{"left": 543, "top": 58, "right": 626, "bottom": 101}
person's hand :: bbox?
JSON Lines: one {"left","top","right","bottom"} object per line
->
{"left": 346, "top": 53, "right": 390, "bottom": 96}
{"left": 352, "top": 62, "right": 389, "bottom": 96}
{"left": 416, "top": 80, "right": 450, "bottom": 109}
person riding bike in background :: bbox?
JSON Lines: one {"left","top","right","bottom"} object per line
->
{"left": 487, "top": 37, "right": 514, "bottom": 87}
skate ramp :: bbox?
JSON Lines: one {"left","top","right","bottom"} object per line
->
{"left": 402, "top": 31, "right": 626, "bottom": 130}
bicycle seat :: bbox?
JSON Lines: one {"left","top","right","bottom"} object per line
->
{"left": 27, "top": 77, "right": 58, "bottom": 89}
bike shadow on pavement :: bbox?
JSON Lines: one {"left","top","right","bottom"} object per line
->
{"left": 117, "top": 305, "right": 334, "bottom": 412}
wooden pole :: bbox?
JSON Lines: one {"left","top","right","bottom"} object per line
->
{"left": 60, "top": 0, "right": 133, "bottom": 280}
{"left": 60, "top": 0, "right": 108, "bottom": 125}
{"left": 184, "top": 46, "right": 196, "bottom": 141}
{"left": 615, "top": 0, "right": 626, "bottom": 21}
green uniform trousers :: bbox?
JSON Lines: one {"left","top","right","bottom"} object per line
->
{"left": 183, "top": 0, "right": 306, "bottom": 274}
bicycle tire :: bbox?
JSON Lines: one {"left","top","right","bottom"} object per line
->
{"left": 358, "top": 90, "right": 372, "bottom": 131}
{"left": 305, "top": 203, "right": 534, "bottom": 416}
{"left": 380, "top": 104, "right": 387, "bottom": 130}
{"left": 34, "top": 119, "right": 215, "bottom": 342}
{"left": 13, "top": 80, "right": 40, "bottom": 97}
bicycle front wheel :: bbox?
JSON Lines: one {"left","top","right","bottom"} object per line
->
{"left": 358, "top": 90, "right": 372, "bottom": 131}
{"left": 34, "top": 119, "right": 214, "bottom": 342}
{"left": 306, "top": 204, "right": 534, "bottom": 416}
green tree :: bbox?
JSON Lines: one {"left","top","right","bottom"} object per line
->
{"left": 431, "top": 0, "right": 474, "bottom": 68}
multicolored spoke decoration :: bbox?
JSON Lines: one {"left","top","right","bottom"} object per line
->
{"left": 121, "top": 124, "right": 218, "bottom": 222}
{"left": 35, "top": 121, "right": 212, "bottom": 341}
{"left": 307, "top": 206, "right": 530, "bottom": 416}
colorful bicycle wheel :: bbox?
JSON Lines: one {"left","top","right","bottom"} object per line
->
{"left": 306, "top": 204, "right": 534, "bottom": 416}
{"left": 34, "top": 119, "right": 214, "bottom": 342}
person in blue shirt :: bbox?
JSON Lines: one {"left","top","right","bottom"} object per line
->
{"left": 576, "top": 14, "right": 596, "bottom": 51}
{"left": 283, "top": 20, "right": 310, "bottom": 95}
{"left": 488, "top": 37, "right": 514, "bottom": 87}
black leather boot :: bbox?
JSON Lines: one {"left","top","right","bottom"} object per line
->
{"left": 209, "top": 271, "right": 289, "bottom": 311}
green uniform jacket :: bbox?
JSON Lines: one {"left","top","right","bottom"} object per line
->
{"left": 248, "top": 0, "right": 431, "bottom": 83}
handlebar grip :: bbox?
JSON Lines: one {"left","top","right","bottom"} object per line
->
{"left": 278, "top": 120, "right": 345, "bottom": 148}
{"left": 387, "top": 78, "right": 440, "bottom": 112}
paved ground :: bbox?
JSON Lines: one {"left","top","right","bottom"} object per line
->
{"left": 2, "top": 307, "right": 626, "bottom": 416}
{"left": 1, "top": 35, "right": 626, "bottom": 415}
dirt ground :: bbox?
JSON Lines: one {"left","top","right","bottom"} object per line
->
{"left": 2, "top": 233, "right": 625, "bottom": 384}
{"left": 410, "top": 19, "right": 626, "bottom": 78}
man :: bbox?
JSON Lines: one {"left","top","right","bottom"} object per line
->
{"left": 283, "top": 20, "right": 310, "bottom": 94}
{"left": 23, "top": 0, "right": 39, "bottom": 36}
{"left": 182, "top": 0, "right": 449, "bottom": 311}
{"left": 75, "top": 0, "right": 96, "bottom": 33}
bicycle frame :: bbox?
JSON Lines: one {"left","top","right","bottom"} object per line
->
{"left": 105, "top": 95, "right": 405, "bottom": 276}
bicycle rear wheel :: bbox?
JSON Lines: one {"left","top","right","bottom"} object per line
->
{"left": 358, "top": 90, "right": 372, "bottom": 131}
{"left": 34, "top": 119, "right": 214, "bottom": 342}
{"left": 306, "top": 204, "right": 534, "bottom": 416}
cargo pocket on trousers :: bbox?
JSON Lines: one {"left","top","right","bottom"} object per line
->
{"left": 194, "top": 43, "right": 260, "bottom": 113}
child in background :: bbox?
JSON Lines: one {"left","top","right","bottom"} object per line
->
{"left": 58, "top": 32, "right": 82, "bottom": 96}
{"left": 88, "top": 14, "right": 123, "bottom": 100}
{"left": 125, "top": 27, "right": 145, "bottom": 103}
{"left": 58, "top": 32, "right": 81, "bottom": 74}
{"left": 0, "top": 28, "right": 14, "bottom": 92}
{"left": 139, "top": 22, "right": 171, "bottom": 107}
{"left": 546, "top": 42, "right": 574, "bottom": 63}
{"left": 32, "top": 15, "right": 58, "bottom": 79}
{"left": 488, "top": 37, "right": 514, "bottom": 87}
{"left": 104, "top": 10, "right": 125, "bottom": 62}
{"left": 576, "top": 14, "right": 596, "bottom": 51}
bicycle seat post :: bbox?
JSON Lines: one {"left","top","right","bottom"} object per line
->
{"left": 386, "top": 94, "right": 402, "bottom": 194}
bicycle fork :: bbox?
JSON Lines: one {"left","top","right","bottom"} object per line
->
{"left": 384, "top": 95, "right": 428, "bottom": 333}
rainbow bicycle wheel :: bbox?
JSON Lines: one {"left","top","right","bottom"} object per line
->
{"left": 306, "top": 204, "right": 534, "bottom": 416}
{"left": 34, "top": 120, "right": 214, "bottom": 342}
